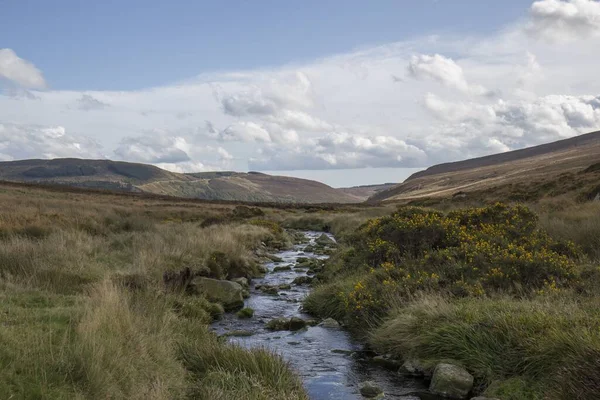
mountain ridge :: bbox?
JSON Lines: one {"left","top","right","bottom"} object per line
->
{"left": 0, "top": 158, "right": 363, "bottom": 203}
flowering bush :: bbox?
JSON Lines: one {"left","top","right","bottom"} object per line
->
{"left": 342, "top": 203, "right": 579, "bottom": 323}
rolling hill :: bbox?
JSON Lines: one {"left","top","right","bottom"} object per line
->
{"left": 0, "top": 159, "right": 362, "bottom": 203}
{"left": 370, "top": 130, "right": 600, "bottom": 203}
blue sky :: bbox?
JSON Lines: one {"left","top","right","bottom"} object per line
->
{"left": 1, "top": 0, "right": 600, "bottom": 187}
{"left": 3, "top": 0, "right": 531, "bottom": 91}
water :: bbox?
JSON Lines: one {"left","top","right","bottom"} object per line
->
{"left": 212, "top": 231, "right": 428, "bottom": 399}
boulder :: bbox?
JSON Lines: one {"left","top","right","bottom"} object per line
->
{"left": 236, "top": 307, "right": 254, "bottom": 319}
{"left": 430, "top": 363, "right": 474, "bottom": 399}
{"left": 319, "top": 318, "right": 340, "bottom": 329}
{"left": 192, "top": 277, "right": 244, "bottom": 311}
{"left": 371, "top": 354, "right": 402, "bottom": 370}
{"left": 470, "top": 398, "right": 501, "bottom": 400}
{"left": 266, "top": 317, "right": 289, "bottom": 331}
{"left": 401, "top": 359, "right": 430, "bottom": 377}
{"left": 273, "top": 265, "right": 292, "bottom": 272}
{"left": 231, "top": 277, "right": 249, "bottom": 288}
{"left": 289, "top": 317, "right": 307, "bottom": 331}
{"left": 359, "top": 381, "right": 383, "bottom": 398}
{"left": 292, "top": 276, "right": 313, "bottom": 285}
{"left": 316, "top": 233, "right": 336, "bottom": 246}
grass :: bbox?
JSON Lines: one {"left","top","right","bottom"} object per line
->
{"left": 0, "top": 183, "right": 306, "bottom": 399}
{"left": 304, "top": 201, "right": 600, "bottom": 398}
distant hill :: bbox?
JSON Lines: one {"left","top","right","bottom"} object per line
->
{"left": 0, "top": 159, "right": 361, "bottom": 204}
{"left": 338, "top": 183, "right": 396, "bottom": 201}
{"left": 370, "top": 130, "right": 600, "bottom": 203}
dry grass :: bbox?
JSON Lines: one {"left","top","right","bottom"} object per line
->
{"left": 0, "top": 183, "right": 307, "bottom": 399}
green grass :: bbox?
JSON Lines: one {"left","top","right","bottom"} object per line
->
{"left": 0, "top": 183, "right": 307, "bottom": 400}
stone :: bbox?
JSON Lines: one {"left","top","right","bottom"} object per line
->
{"left": 316, "top": 233, "right": 336, "bottom": 246}
{"left": 278, "top": 284, "right": 292, "bottom": 290}
{"left": 273, "top": 265, "right": 292, "bottom": 272}
{"left": 289, "top": 317, "right": 307, "bottom": 331}
{"left": 236, "top": 307, "right": 254, "bottom": 319}
{"left": 319, "top": 318, "right": 340, "bottom": 329}
{"left": 231, "top": 277, "right": 249, "bottom": 288}
{"left": 401, "top": 359, "right": 429, "bottom": 377}
{"left": 292, "top": 276, "right": 313, "bottom": 285}
{"left": 242, "top": 289, "right": 250, "bottom": 299}
{"left": 470, "top": 398, "right": 501, "bottom": 400}
{"left": 359, "top": 381, "right": 383, "bottom": 398}
{"left": 371, "top": 355, "right": 402, "bottom": 370}
{"left": 192, "top": 277, "right": 244, "bottom": 311}
{"left": 430, "top": 363, "right": 474, "bottom": 399}
{"left": 266, "top": 317, "right": 289, "bottom": 331}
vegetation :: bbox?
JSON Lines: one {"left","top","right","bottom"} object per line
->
{"left": 0, "top": 184, "right": 305, "bottom": 399}
{"left": 305, "top": 201, "right": 600, "bottom": 399}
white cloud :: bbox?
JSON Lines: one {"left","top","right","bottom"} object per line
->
{"left": 2, "top": 2, "right": 600, "bottom": 184}
{"left": 76, "top": 94, "right": 110, "bottom": 111}
{"left": 407, "top": 54, "right": 490, "bottom": 95}
{"left": 0, "top": 49, "right": 46, "bottom": 89}
{"left": 528, "top": 0, "right": 600, "bottom": 41}
{"left": 249, "top": 132, "right": 427, "bottom": 170}
{"left": 0, "top": 123, "right": 103, "bottom": 160}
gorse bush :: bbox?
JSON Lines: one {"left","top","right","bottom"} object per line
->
{"left": 315, "top": 203, "right": 580, "bottom": 327}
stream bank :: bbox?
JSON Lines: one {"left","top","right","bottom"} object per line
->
{"left": 212, "top": 231, "right": 429, "bottom": 399}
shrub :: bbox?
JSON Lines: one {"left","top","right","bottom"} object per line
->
{"left": 312, "top": 203, "right": 580, "bottom": 329}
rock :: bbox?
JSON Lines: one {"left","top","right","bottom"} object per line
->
{"left": 242, "top": 289, "right": 250, "bottom": 299}
{"left": 470, "top": 398, "right": 501, "bottom": 400}
{"left": 267, "top": 254, "right": 283, "bottom": 262}
{"left": 223, "top": 330, "right": 254, "bottom": 337}
{"left": 289, "top": 317, "right": 307, "bottom": 331}
{"left": 359, "top": 381, "right": 383, "bottom": 398}
{"left": 266, "top": 317, "right": 289, "bottom": 331}
{"left": 236, "top": 307, "right": 254, "bottom": 319}
{"left": 331, "top": 349, "right": 354, "bottom": 355}
{"left": 231, "top": 277, "right": 249, "bottom": 288}
{"left": 296, "top": 257, "right": 309, "bottom": 264}
{"left": 260, "top": 286, "right": 279, "bottom": 295}
{"left": 401, "top": 359, "right": 429, "bottom": 377}
{"left": 273, "top": 265, "right": 292, "bottom": 272}
{"left": 292, "top": 276, "right": 313, "bottom": 285}
{"left": 278, "top": 284, "right": 292, "bottom": 290}
{"left": 192, "top": 277, "right": 244, "bottom": 311}
{"left": 430, "top": 363, "right": 474, "bottom": 399}
{"left": 371, "top": 355, "right": 402, "bottom": 370}
{"left": 316, "top": 233, "right": 336, "bottom": 246}
{"left": 319, "top": 318, "right": 340, "bottom": 329}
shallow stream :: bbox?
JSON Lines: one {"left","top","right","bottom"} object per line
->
{"left": 212, "top": 231, "right": 428, "bottom": 399}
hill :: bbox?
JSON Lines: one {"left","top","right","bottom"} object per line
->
{"left": 0, "top": 159, "right": 361, "bottom": 203}
{"left": 370, "top": 130, "right": 600, "bottom": 203}
{"left": 338, "top": 183, "right": 396, "bottom": 201}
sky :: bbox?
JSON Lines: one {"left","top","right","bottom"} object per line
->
{"left": 2, "top": 0, "right": 600, "bottom": 187}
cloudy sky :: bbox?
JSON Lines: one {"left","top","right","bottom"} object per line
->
{"left": 2, "top": 0, "right": 600, "bottom": 187}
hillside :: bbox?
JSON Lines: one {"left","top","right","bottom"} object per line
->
{"left": 370, "top": 130, "right": 600, "bottom": 203}
{"left": 338, "top": 183, "right": 396, "bottom": 201}
{"left": 0, "top": 159, "right": 361, "bottom": 203}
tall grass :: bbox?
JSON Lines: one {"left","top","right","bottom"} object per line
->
{"left": 0, "top": 183, "right": 307, "bottom": 399}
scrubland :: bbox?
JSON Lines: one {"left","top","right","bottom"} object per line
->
{"left": 0, "top": 184, "right": 306, "bottom": 399}
{"left": 304, "top": 200, "right": 600, "bottom": 399}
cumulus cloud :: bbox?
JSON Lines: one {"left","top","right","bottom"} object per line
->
{"left": 76, "top": 94, "right": 110, "bottom": 111}
{"left": 407, "top": 54, "right": 490, "bottom": 95}
{"left": 2, "top": 2, "right": 600, "bottom": 183}
{"left": 528, "top": 0, "right": 600, "bottom": 41}
{"left": 0, "top": 123, "right": 103, "bottom": 160}
{"left": 249, "top": 132, "right": 427, "bottom": 170}
{"left": 0, "top": 49, "right": 46, "bottom": 89}
{"left": 114, "top": 134, "right": 191, "bottom": 164}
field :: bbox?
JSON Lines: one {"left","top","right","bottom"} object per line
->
{"left": 2, "top": 178, "right": 600, "bottom": 400}
{"left": 303, "top": 199, "right": 600, "bottom": 399}
{"left": 0, "top": 182, "right": 317, "bottom": 399}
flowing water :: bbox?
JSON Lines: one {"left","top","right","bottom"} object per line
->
{"left": 212, "top": 231, "right": 428, "bottom": 399}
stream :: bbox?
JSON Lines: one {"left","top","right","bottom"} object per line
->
{"left": 212, "top": 231, "right": 429, "bottom": 399}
